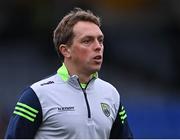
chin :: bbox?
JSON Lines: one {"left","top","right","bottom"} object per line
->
{"left": 93, "top": 65, "right": 101, "bottom": 72}
{"left": 88, "top": 63, "right": 102, "bottom": 73}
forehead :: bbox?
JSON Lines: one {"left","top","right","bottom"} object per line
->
{"left": 73, "top": 21, "right": 103, "bottom": 38}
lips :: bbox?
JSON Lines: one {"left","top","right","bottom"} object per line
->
{"left": 93, "top": 55, "right": 102, "bottom": 64}
{"left": 94, "top": 55, "right": 102, "bottom": 60}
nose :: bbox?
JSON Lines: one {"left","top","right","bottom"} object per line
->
{"left": 94, "top": 39, "right": 103, "bottom": 51}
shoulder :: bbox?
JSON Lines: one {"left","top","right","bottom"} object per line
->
{"left": 30, "top": 73, "right": 62, "bottom": 92}
{"left": 95, "top": 78, "right": 119, "bottom": 92}
{"left": 29, "top": 73, "right": 65, "bottom": 105}
{"left": 94, "top": 78, "right": 120, "bottom": 100}
{"left": 31, "top": 73, "right": 58, "bottom": 87}
{"left": 19, "top": 87, "right": 39, "bottom": 103}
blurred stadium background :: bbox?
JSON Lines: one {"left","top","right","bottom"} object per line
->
{"left": 0, "top": 0, "right": 180, "bottom": 138}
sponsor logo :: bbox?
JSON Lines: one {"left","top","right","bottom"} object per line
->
{"left": 57, "top": 106, "right": 75, "bottom": 112}
{"left": 40, "top": 81, "right": 54, "bottom": 86}
{"left": 101, "top": 103, "right": 110, "bottom": 117}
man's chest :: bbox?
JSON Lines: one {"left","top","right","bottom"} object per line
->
{"left": 40, "top": 88, "right": 116, "bottom": 134}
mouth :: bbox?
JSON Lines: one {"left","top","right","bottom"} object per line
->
{"left": 93, "top": 55, "right": 102, "bottom": 63}
{"left": 93, "top": 55, "right": 102, "bottom": 60}
{"left": 94, "top": 55, "right": 102, "bottom": 60}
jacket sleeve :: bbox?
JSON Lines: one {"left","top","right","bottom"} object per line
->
{"left": 109, "top": 102, "right": 133, "bottom": 139}
{"left": 4, "top": 87, "right": 42, "bottom": 139}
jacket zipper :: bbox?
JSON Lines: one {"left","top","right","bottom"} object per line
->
{"left": 82, "top": 88, "right": 91, "bottom": 118}
{"left": 77, "top": 79, "right": 92, "bottom": 118}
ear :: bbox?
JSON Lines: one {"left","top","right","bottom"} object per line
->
{"left": 59, "top": 44, "right": 71, "bottom": 58}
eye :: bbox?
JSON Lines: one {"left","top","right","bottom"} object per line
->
{"left": 81, "top": 37, "right": 93, "bottom": 45}
{"left": 98, "top": 37, "right": 104, "bottom": 45}
{"left": 83, "top": 39, "right": 90, "bottom": 44}
{"left": 99, "top": 38, "right": 103, "bottom": 44}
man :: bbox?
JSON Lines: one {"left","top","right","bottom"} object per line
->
{"left": 5, "top": 8, "right": 133, "bottom": 139}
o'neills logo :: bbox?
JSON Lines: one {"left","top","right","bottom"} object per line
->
{"left": 57, "top": 106, "right": 75, "bottom": 112}
{"left": 101, "top": 103, "right": 110, "bottom": 117}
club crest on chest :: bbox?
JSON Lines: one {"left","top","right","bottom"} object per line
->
{"left": 101, "top": 103, "right": 110, "bottom": 117}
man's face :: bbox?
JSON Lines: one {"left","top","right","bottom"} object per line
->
{"left": 68, "top": 21, "right": 104, "bottom": 75}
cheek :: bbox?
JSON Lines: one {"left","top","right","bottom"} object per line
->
{"left": 71, "top": 49, "right": 88, "bottom": 63}
{"left": 81, "top": 50, "right": 89, "bottom": 58}
{"left": 74, "top": 48, "right": 90, "bottom": 59}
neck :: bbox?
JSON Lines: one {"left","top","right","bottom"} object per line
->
{"left": 64, "top": 61, "right": 92, "bottom": 83}
{"left": 77, "top": 73, "right": 92, "bottom": 83}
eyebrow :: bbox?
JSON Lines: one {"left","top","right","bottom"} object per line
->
{"left": 82, "top": 34, "right": 104, "bottom": 39}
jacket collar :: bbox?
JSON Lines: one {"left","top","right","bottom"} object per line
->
{"left": 57, "top": 63, "right": 98, "bottom": 89}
